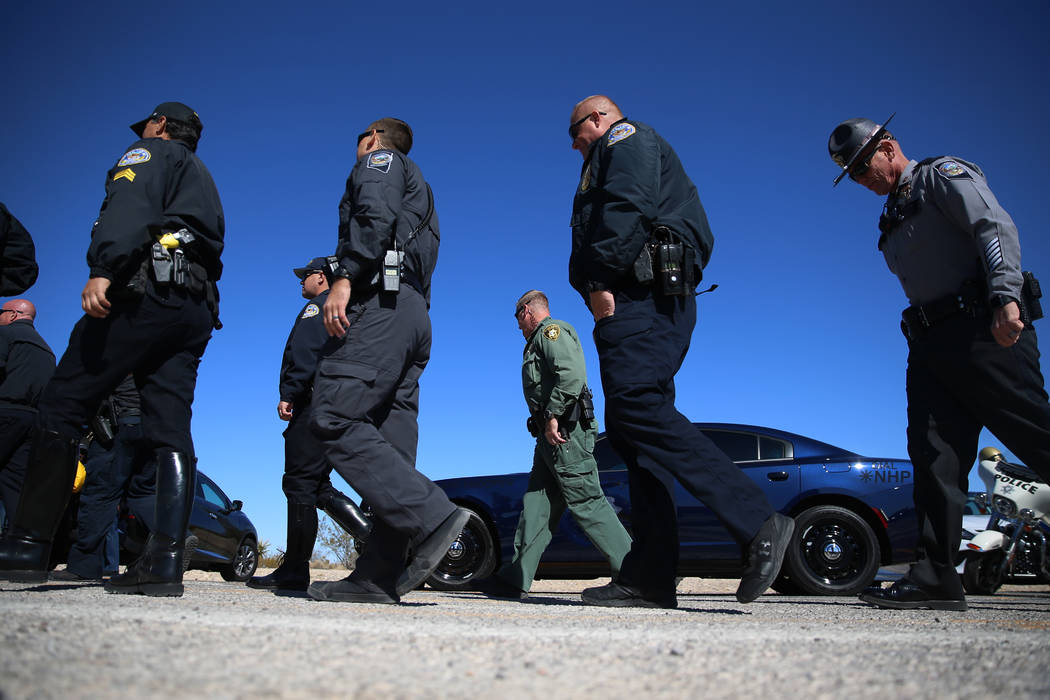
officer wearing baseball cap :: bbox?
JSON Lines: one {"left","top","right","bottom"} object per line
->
{"left": 829, "top": 114, "right": 1050, "bottom": 611}
{"left": 0, "top": 101, "right": 223, "bottom": 596}
{"left": 248, "top": 258, "right": 373, "bottom": 592}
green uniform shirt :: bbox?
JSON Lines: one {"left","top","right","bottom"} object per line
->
{"left": 522, "top": 317, "right": 587, "bottom": 418}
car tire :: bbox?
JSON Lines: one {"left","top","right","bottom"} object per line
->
{"left": 221, "top": 538, "right": 259, "bottom": 582}
{"left": 782, "top": 505, "right": 880, "bottom": 596}
{"left": 962, "top": 550, "right": 1004, "bottom": 595}
{"left": 425, "top": 507, "right": 496, "bottom": 591}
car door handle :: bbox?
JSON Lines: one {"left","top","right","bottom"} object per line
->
{"left": 767, "top": 471, "right": 789, "bottom": 482}
{"left": 209, "top": 513, "right": 219, "bottom": 519}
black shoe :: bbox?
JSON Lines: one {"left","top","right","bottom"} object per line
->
{"left": 50, "top": 569, "right": 103, "bottom": 583}
{"left": 308, "top": 575, "right": 399, "bottom": 604}
{"left": 247, "top": 559, "right": 310, "bottom": 591}
{"left": 0, "top": 535, "right": 52, "bottom": 583}
{"left": 474, "top": 576, "right": 528, "bottom": 601}
{"left": 736, "top": 512, "right": 795, "bottom": 603}
{"left": 394, "top": 508, "right": 471, "bottom": 596}
{"left": 858, "top": 580, "right": 967, "bottom": 611}
{"left": 581, "top": 582, "right": 677, "bottom": 609}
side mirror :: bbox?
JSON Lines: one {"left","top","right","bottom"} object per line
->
{"left": 230, "top": 500, "right": 243, "bottom": 512}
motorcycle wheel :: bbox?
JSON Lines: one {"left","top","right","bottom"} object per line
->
{"left": 962, "top": 550, "right": 1005, "bottom": 595}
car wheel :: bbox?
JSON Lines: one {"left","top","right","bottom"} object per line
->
{"left": 221, "top": 538, "right": 259, "bottom": 582}
{"left": 782, "top": 505, "right": 880, "bottom": 596}
{"left": 962, "top": 550, "right": 1004, "bottom": 595}
{"left": 426, "top": 507, "right": 496, "bottom": 591}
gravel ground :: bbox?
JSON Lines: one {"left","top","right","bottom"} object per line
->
{"left": 1, "top": 571, "right": 1048, "bottom": 699}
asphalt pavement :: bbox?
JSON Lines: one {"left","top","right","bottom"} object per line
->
{"left": 1, "top": 573, "right": 1048, "bottom": 699}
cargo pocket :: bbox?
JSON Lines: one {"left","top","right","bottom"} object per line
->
{"left": 311, "top": 359, "right": 386, "bottom": 434}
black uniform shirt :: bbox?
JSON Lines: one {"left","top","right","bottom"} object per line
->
{"left": 879, "top": 157, "right": 1024, "bottom": 306}
{"left": 88, "top": 138, "right": 225, "bottom": 283}
{"left": 0, "top": 319, "right": 55, "bottom": 407}
{"left": 0, "top": 202, "right": 39, "bottom": 296}
{"left": 279, "top": 290, "right": 330, "bottom": 406}
{"left": 569, "top": 119, "right": 714, "bottom": 301}
{"left": 336, "top": 149, "right": 439, "bottom": 305}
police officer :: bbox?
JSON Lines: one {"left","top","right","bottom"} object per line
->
{"left": 0, "top": 203, "right": 38, "bottom": 296}
{"left": 248, "top": 257, "right": 372, "bottom": 592}
{"left": 829, "top": 114, "right": 1050, "bottom": 611}
{"left": 307, "top": 118, "right": 467, "bottom": 605}
{"left": 476, "top": 291, "right": 632, "bottom": 600}
{"left": 0, "top": 101, "right": 224, "bottom": 598}
{"left": 568, "top": 95, "right": 794, "bottom": 608}
{"left": 0, "top": 299, "right": 55, "bottom": 529}
{"left": 54, "top": 376, "right": 148, "bottom": 581}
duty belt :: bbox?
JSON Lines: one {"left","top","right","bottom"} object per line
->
{"left": 901, "top": 285, "right": 984, "bottom": 340}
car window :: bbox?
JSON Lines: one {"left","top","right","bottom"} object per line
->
{"left": 199, "top": 480, "right": 229, "bottom": 509}
{"left": 702, "top": 430, "right": 758, "bottom": 462}
{"left": 759, "top": 436, "right": 793, "bottom": 460}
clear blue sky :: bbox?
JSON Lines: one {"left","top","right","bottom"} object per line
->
{"left": 4, "top": 2, "right": 1048, "bottom": 549}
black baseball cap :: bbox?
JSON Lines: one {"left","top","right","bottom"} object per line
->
{"left": 130, "top": 102, "right": 202, "bottom": 137}
{"left": 293, "top": 257, "right": 329, "bottom": 280}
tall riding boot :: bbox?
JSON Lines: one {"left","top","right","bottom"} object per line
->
{"left": 247, "top": 502, "right": 317, "bottom": 591}
{"left": 0, "top": 430, "right": 80, "bottom": 582}
{"left": 106, "top": 451, "right": 195, "bottom": 597}
{"left": 317, "top": 489, "right": 373, "bottom": 543}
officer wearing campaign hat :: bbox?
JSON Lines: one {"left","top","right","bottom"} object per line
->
{"left": 248, "top": 258, "right": 373, "bottom": 591}
{"left": 0, "top": 100, "right": 224, "bottom": 596}
{"left": 829, "top": 113, "right": 1050, "bottom": 611}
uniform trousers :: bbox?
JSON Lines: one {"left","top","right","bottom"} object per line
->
{"left": 498, "top": 424, "right": 633, "bottom": 591}
{"left": 66, "top": 417, "right": 145, "bottom": 578}
{"left": 0, "top": 406, "right": 36, "bottom": 529}
{"left": 904, "top": 313, "right": 1050, "bottom": 597}
{"left": 39, "top": 284, "right": 213, "bottom": 461}
{"left": 310, "top": 287, "right": 455, "bottom": 590}
{"left": 594, "top": 287, "right": 773, "bottom": 595}
{"left": 282, "top": 402, "right": 339, "bottom": 506}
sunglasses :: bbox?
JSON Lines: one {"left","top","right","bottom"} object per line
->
{"left": 569, "top": 112, "right": 606, "bottom": 139}
{"left": 357, "top": 129, "right": 386, "bottom": 145}
{"left": 848, "top": 143, "right": 883, "bottom": 181}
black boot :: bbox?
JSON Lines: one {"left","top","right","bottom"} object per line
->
{"left": 317, "top": 489, "right": 373, "bottom": 543}
{"left": 0, "top": 430, "right": 79, "bottom": 583}
{"left": 247, "top": 502, "right": 316, "bottom": 591}
{"left": 106, "top": 452, "right": 195, "bottom": 597}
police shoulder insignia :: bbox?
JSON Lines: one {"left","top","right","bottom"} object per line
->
{"left": 117, "top": 148, "right": 151, "bottom": 167}
{"left": 301, "top": 304, "right": 320, "bottom": 319}
{"left": 112, "top": 168, "right": 136, "bottom": 182}
{"left": 367, "top": 151, "right": 393, "bottom": 173}
{"left": 543, "top": 324, "right": 561, "bottom": 341}
{"left": 936, "top": 160, "right": 969, "bottom": 179}
{"left": 607, "top": 123, "right": 636, "bottom": 146}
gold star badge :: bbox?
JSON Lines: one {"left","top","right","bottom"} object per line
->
{"left": 543, "top": 325, "right": 560, "bottom": 341}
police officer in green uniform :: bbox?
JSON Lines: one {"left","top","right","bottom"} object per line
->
{"left": 475, "top": 291, "right": 632, "bottom": 600}
{"left": 829, "top": 114, "right": 1050, "bottom": 611}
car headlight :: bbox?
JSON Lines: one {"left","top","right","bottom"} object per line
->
{"left": 992, "top": 495, "right": 1018, "bottom": 517}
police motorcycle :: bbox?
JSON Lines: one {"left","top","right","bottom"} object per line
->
{"left": 961, "top": 447, "right": 1050, "bottom": 594}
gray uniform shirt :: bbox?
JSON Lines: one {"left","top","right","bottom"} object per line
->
{"left": 878, "top": 157, "right": 1023, "bottom": 306}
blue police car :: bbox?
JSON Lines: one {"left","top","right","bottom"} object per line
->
{"left": 428, "top": 423, "right": 917, "bottom": 596}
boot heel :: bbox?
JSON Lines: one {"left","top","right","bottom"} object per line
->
{"left": 139, "top": 582, "right": 184, "bottom": 597}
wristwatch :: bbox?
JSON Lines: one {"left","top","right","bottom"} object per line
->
{"left": 543, "top": 409, "right": 554, "bottom": 420}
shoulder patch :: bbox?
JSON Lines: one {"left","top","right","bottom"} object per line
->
{"left": 936, "top": 160, "right": 970, "bottom": 179}
{"left": 112, "top": 168, "right": 136, "bottom": 182}
{"left": 607, "top": 123, "right": 636, "bottom": 146}
{"left": 543, "top": 324, "right": 561, "bottom": 341}
{"left": 301, "top": 304, "right": 320, "bottom": 319}
{"left": 117, "top": 148, "right": 151, "bottom": 167}
{"left": 367, "top": 151, "right": 393, "bottom": 173}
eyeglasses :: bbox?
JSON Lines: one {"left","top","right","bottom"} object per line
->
{"left": 849, "top": 139, "right": 885, "bottom": 181}
{"left": 0, "top": 309, "right": 20, "bottom": 317}
{"left": 300, "top": 270, "right": 323, "bottom": 282}
{"left": 569, "top": 112, "right": 606, "bottom": 139}
{"left": 357, "top": 129, "right": 386, "bottom": 145}
{"left": 514, "top": 304, "right": 528, "bottom": 319}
